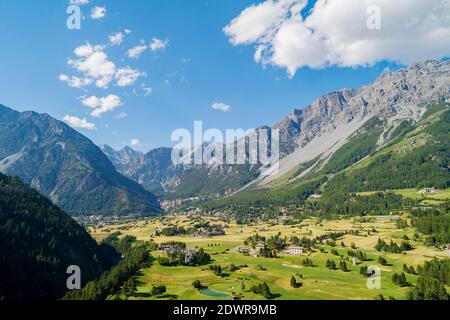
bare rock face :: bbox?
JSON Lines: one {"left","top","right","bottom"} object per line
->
{"left": 257, "top": 60, "right": 450, "bottom": 185}
{"left": 259, "top": 89, "right": 359, "bottom": 158}
{"left": 274, "top": 60, "right": 449, "bottom": 153}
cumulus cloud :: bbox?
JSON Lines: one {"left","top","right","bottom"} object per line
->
{"left": 59, "top": 74, "right": 92, "bottom": 88}
{"left": 224, "top": 0, "right": 450, "bottom": 76}
{"left": 91, "top": 6, "right": 106, "bottom": 20}
{"left": 211, "top": 102, "right": 231, "bottom": 112}
{"left": 81, "top": 94, "right": 122, "bottom": 117}
{"left": 115, "top": 112, "right": 128, "bottom": 119}
{"left": 70, "top": 0, "right": 90, "bottom": 5}
{"left": 126, "top": 37, "right": 168, "bottom": 59}
{"left": 130, "top": 138, "right": 140, "bottom": 146}
{"left": 62, "top": 43, "right": 146, "bottom": 89}
{"left": 127, "top": 43, "right": 148, "bottom": 59}
{"left": 109, "top": 32, "right": 124, "bottom": 46}
{"left": 141, "top": 84, "right": 153, "bottom": 96}
{"left": 150, "top": 37, "right": 169, "bottom": 52}
{"left": 115, "top": 67, "right": 146, "bottom": 87}
{"left": 63, "top": 115, "right": 96, "bottom": 130}
{"left": 68, "top": 43, "right": 116, "bottom": 88}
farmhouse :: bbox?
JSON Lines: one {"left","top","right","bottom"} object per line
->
{"left": 192, "top": 229, "right": 225, "bottom": 238}
{"left": 286, "top": 247, "right": 303, "bottom": 255}
{"left": 184, "top": 249, "right": 196, "bottom": 264}
{"left": 238, "top": 248, "right": 251, "bottom": 254}
{"left": 160, "top": 244, "right": 184, "bottom": 252}
{"left": 160, "top": 244, "right": 197, "bottom": 264}
{"left": 255, "top": 243, "right": 266, "bottom": 253}
{"left": 418, "top": 188, "right": 440, "bottom": 194}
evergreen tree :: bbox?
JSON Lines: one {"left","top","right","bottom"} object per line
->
{"left": 150, "top": 285, "right": 167, "bottom": 297}
{"left": 290, "top": 276, "right": 297, "bottom": 288}
{"left": 260, "top": 283, "right": 272, "bottom": 299}
{"left": 392, "top": 272, "right": 409, "bottom": 287}
{"left": 378, "top": 256, "right": 388, "bottom": 266}
{"left": 192, "top": 280, "right": 202, "bottom": 289}
{"left": 340, "top": 261, "right": 349, "bottom": 272}
{"left": 121, "top": 278, "right": 137, "bottom": 297}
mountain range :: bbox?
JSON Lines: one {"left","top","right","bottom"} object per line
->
{"left": 0, "top": 60, "right": 448, "bottom": 215}
{"left": 0, "top": 105, "right": 161, "bottom": 216}
{"left": 101, "top": 60, "right": 450, "bottom": 208}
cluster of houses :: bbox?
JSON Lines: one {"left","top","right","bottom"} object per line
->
{"left": 191, "top": 229, "right": 225, "bottom": 239}
{"left": 237, "top": 243, "right": 266, "bottom": 256}
{"left": 160, "top": 244, "right": 196, "bottom": 264}
{"left": 285, "top": 247, "right": 304, "bottom": 255}
{"left": 75, "top": 214, "right": 141, "bottom": 227}
{"left": 418, "top": 188, "right": 441, "bottom": 194}
{"left": 238, "top": 243, "right": 303, "bottom": 256}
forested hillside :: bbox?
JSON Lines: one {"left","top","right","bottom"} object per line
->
{"left": 324, "top": 105, "right": 450, "bottom": 194}
{"left": 202, "top": 103, "right": 449, "bottom": 213}
{"left": 0, "top": 173, "right": 119, "bottom": 300}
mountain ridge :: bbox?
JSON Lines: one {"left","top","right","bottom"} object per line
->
{"left": 0, "top": 105, "right": 161, "bottom": 216}
{"left": 103, "top": 60, "right": 449, "bottom": 206}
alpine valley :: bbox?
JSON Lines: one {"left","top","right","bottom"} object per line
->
{"left": 1, "top": 60, "right": 449, "bottom": 301}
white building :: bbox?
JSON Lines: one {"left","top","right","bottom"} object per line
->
{"left": 255, "top": 243, "right": 266, "bottom": 253}
{"left": 286, "top": 247, "right": 303, "bottom": 255}
{"left": 238, "top": 248, "right": 250, "bottom": 254}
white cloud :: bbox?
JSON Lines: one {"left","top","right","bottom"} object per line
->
{"left": 63, "top": 42, "right": 147, "bottom": 90}
{"left": 141, "top": 84, "right": 153, "bottom": 96}
{"left": 224, "top": 0, "right": 450, "bottom": 77}
{"left": 130, "top": 138, "right": 140, "bottom": 146}
{"left": 115, "top": 112, "right": 128, "bottom": 119}
{"left": 127, "top": 44, "right": 148, "bottom": 59}
{"left": 115, "top": 67, "right": 146, "bottom": 87}
{"left": 59, "top": 74, "right": 93, "bottom": 88}
{"left": 63, "top": 115, "right": 96, "bottom": 130}
{"left": 68, "top": 43, "right": 116, "bottom": 88}
{"left": 91, "top": 6, "right": 106, "bottom": 20}
{"left": 150, "top": 37, "right": 169, "bottom": 52}
{"left": 81, "top": 94, "right": 122, "bottom": 117}
{"left": 74, "top": 43, "right": 103, "bottom": 57}
{"left": 126, "top": 37, "right": 169, "bottom": 59}
{"left": 211, "top": 102, "right": 231, "bottom": 112}
{"left": 70, "top": 0, "right": 90, "bottom": 5}
{"left": 109, "top": 32, "right": 124, "bottom": 46}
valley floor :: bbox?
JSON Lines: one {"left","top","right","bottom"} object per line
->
{"left": 90, "top": 212, "right": 449, "bottom": 300}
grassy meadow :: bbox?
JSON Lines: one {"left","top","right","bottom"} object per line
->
{"left": 90, "top": 213, "right": 449, "bottom": 300}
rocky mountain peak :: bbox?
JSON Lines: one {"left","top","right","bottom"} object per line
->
{"left": 0, "top": 108, "right": 161, "bottom": 216}
{"left": 255, "top": 60, "right": 450, "bottom": 185}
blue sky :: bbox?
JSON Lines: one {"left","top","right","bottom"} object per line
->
{"left": 0, "top": 0, "right": 447, "bottom": 151}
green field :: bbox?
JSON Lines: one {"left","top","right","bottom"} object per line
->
{"left": 357, "top": 188, "right": 450, "bottom": 206}
{"left": 91, "top": 215, "right": 449, "bottom": 300}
